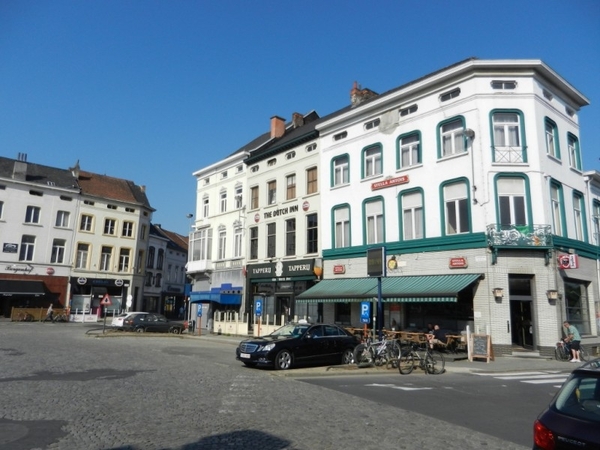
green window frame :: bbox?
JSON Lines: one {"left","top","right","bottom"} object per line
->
{"left": 436, "top": 116, "right": 466, "bottom": 159}
{"left": 489, "top": 109, "right": 527, "bottom": 163}
{"left": 550, "top": 179, "right": 566, "bottom": 237}
{"left": 362, "top": 144, "right": 383, "bottom": 179}
{"left": 572, "top": 191, "right": 588, "bottom": 242}
{"left": 396, "top": 131, "right": 422, "bottom": 169}
{"left": 567, "top": 133, "right": 582, "bottom": 171}
{"left": 331, "top": 154, "right": 350, "bottom": 187}
{"left": 331, "top": 204, "right": 351, "bottom": 249}
{"left": 439, "top": 178, "right": 472, "bottom": 236}
{"left": 544, "top": 117, "right": 560, "bottom": 159}
{"left": 398, "top": 188, "right": 425, "bottom": 240}
{"left": 493, "top": 173, "right": 532, "bottom": 229}
{"left": 362, "top": 196, "right": 385, "bottom": 245}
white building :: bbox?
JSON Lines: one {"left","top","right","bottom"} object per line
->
{"left": 297, "top": 58, "right": 598, "bottom": 356}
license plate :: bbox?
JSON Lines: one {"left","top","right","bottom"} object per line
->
{"left": 240, "top": 353, "right": 250, "bottom": 359}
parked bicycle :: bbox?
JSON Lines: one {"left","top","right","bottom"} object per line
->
{"left": 354, "top": 335, "right": 401, "bottom": 368}
{"left": 16, "top": 312, "right": 34, "bottom": 322}
{"left": 398, "top": 342, "right": 445, "bottom": 375}
{"left": 53, "top": 312, "right": 69, "bottom": 323}
{"left": 554, "top": 340, "right": 588, "bottom": 362}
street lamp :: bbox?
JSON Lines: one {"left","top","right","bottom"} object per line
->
{"left": 186, "top": 213, "right": 194, "bottom": 231}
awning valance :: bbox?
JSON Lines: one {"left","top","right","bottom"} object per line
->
{"left": 295, "top": 274, "right": 482, "bottom": 303}
{"left": 0, "top": 280, "right": 46, "bottom": 296}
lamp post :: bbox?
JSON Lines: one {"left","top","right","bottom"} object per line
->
{"left": 186, "top": 213, "right": 194, "bottom": 231}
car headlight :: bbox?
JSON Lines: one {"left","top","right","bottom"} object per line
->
{"left": 261, "top": 343, "right": 276, "bottom": 352}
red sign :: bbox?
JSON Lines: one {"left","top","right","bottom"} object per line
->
{"left": 302, "top": 201, "right": 310, "bottom": 211}
{"left": 254, "top": 213, "right": 260, "bottom": 223}
{"left": 558, "top": 254, "right": 578, "bottom": 269}
{"left": 333, "top": 265, "right": 346, "bottom": 274}
{"left": 100, "top": 294, "right": 112, "bottom": 306}
{"left": 449, "top": 257, "right": 468, "bottom": 268}
{"left": 371, "top": 175, "right": 409, "bottom": 191}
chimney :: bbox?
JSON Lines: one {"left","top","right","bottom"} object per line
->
{"left": 270, "top": 116, "right": 285, "bottom": 139}
{"left": 292, "top": 112, "right": 304, "bottom": 128}
{"left": 12, "top": 159, "right": 27, "bottom": 181}
{"left": 69, "top": 160, "right": 80, "bottom": 179}
{"left": 350, "top": 81, "right": 378, "bottom": 107}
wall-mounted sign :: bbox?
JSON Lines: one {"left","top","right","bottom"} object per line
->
{"left": 254, "top": 213, "right": 260, "bottom": 223}
{"left": 302, "top": 201, "right": 310, "bottom": 211}
{"left": 367, "top": 247, "right": 386, "bottom": 277}
{"left": 387, "top": 256, "right": 398, "bottom": 270}
{"left": 371, "top": 175, "right": 409, "bottom": 191}
{"left": 3, "top": 243, "right": 18, "bottom": 253}
{"left": 263, "top": 204, "right": 299, "bottom": 219}
{"left": 558, "top": 254, "right": 578, "bottom": 269}
{"left": 449, "top": 257, "right": 468, "bottom": 268}
{"left": 333, "top": 265, "right": 346, "bottom": 274}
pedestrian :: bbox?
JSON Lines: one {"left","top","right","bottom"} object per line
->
{"left": 563, "top": 321, "right": 581, "bottom": 362}
{"left": 178, "top": 306, "right": 184, "bottom": 319}
{"left": 45, "top": 304, "right": 54, "bottom": 322}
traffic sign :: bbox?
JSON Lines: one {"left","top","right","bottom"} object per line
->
{"left": 360, "top": 301, "right": 370, "bottom": 324}
{"left": 197, "top": 307, "right": 202, "bottom": 317}
{"left": 100, "top": 294, "right": 112, "bottom": 306}
{"left": 255, "top": 299, "right": 262, "bottom": 316}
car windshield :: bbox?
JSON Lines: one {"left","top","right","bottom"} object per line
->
{"left": 554, "top": 374, "right": 600, "bottom": 423}
{"left": 270, "top": 323, "right": 310, "bottom": 337}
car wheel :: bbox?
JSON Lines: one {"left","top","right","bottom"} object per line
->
{"left": 170, "top": 327, "right": 181, "bottom": 334}
{"left": 341, "top": 348, "right": 355, "bottom": 365}
{"left": 135, "top": 327, "right": 145, "bottom": 333}
{"left": 274, "top": 350, "right": 293, "bottom": 370}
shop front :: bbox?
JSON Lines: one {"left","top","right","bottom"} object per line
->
{"left": 69, "top": 276, "right": 129, "bottom": 315}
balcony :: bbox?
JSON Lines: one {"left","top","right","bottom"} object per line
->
{"left": 487, "top": 224, "right": 553, "bottom": 248}
{"left": 186, "top": 259, "right": 213, "bottom": 274}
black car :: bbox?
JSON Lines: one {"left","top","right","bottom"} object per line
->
{"left": 122, "top": 313, "right": 184, "bottom": 334}
{"left": 236, "top": 322, "right": 360, "bottom": 370}
{"left": 533, "top": 358, "right": 600, "bottom": 450}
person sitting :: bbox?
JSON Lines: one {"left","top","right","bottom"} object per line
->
{"left": 426, "top": 325, "right": 447, "bottom": 349}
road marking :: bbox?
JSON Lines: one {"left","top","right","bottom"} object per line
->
{"left": 365, "top": 383, "right": 432, "bottom": 391}
{"left": 473, "top": 371, "right": 568, "bottom": 386}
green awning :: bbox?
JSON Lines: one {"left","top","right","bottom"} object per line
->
{"left": 295, "top": 274, "right": 482, "bottom": 303}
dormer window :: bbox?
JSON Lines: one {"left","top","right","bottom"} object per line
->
{"left": 250, "top": 165, "right": 259, "bottom": 173}
{"left": 306, "top": 143, "right": 317, "bottom": 152}
{"left": 285, "top": 151, "right": 296, "bottom": 160}
{"left": 268, "top": 158, "right": 277, "bottom": 166}
{"left": 491, "top": 80, "right": 517, "bottom": 90}
{"left": 364, "top": 118, "right": 380, "bottom": 130}
{"left": 334, "top": 131, "right": 348, "bottom": 141}
{"left": 399, "top": 104, "right": 418, "bottom": 117}
{"left": 440, "top": 88, "right": 460, "bottom": 102}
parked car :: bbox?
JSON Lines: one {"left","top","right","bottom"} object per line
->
{"left": 111, "top": 312, "right": 147, "bottom": 328}
{"left": 533, "top": 358, "right": 600, "bottom": 450}
{"left": 122, "top": 313, "right": 184, "bottom": 334}
{"left": 236, "top": 322, "right": 360, "bottom": 370}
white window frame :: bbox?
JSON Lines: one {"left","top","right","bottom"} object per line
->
{"left": 444, "top": 183, "right": 469, "bottom": 235}
{"left": 401, "top": 192, "right": 423, "bottom": 240}
{"left": 51, "top": 239, "right": 66, "bottom": 263}
{"left": 363, "top": 146, "right": 382, "bottom": 178}
{"left": 76, "top": 243, "right": 89, "bottom": 269}
{"left": 334, "top": 207, "right": 350, "bottom": 248}
{"left": 441, "top": 119, "right": 465, "bottom": 157}
{"left": 55, "top": 210, "right": 70, "bottom": 228}
{"left": 25, "top": 205, "right": 41, "bottom": 224}
{"left": 218, "top": 229, "right": 227, "bottom": 260}
{"left": 333, "top": 156, "right": 349, "bottom": 186}
{"left": 100, "top": 246, "right": 112, "bottom": 271}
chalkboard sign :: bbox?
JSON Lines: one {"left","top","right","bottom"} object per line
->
{"left": 469, "top": 334, "right": 494, "bottom": 363}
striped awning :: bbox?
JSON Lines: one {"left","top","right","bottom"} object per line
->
{"left": 295, "top": 274, "right": 482, "bottom": 303}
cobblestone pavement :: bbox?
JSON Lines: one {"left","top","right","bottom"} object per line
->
{"left": 0, "top": 322, "right": 533, "bottom": 450}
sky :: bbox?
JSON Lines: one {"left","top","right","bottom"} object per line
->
{"left": 1, "top": 1, "right": 599, "bottom": 236}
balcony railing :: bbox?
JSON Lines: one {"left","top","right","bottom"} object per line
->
{"left": 487, "top": 224, "right": 553, "bottom": 248}
{"left": 494, "top": 146, "right": 524, "bottom": 163}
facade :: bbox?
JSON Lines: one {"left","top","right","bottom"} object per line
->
{"left": 300, "top": 58, "right": 598, "bottom": 356}
{"left": 144, "top": 224, "right": 188, "bottom": 318}
{"left": 0, "top": 155, "right": 155, "bottom": 317}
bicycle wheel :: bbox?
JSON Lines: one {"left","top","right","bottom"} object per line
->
{"left": 386, "top": 340, "right": 401, "bottom": 369}
{"left": 398, "top": 352, "right": 415, "bottom": 375}
{"left": 425, "top": 351, "right": 445, "bottom": 375}
{"left": 579, "top": 345, "right": 589, "bottom": 362}
{"left": 354, "top": 344, "right": 373, "bottom": 367}
{"left": 554, "top": 347, "right": 569, "bottom": 362}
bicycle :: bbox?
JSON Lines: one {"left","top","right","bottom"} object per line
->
{"left": 16, "top": 312, "right": 34, "bottom": 322}
{"left": 554, "top": 340, "right": 588, "bottom": 362}
{"left": 53, "top": 312, "right": 69, "bottom": 323}
{"left": 354, "top": 335, "right": 401, "bottom": 368}
{"left": 398, "top": 342, "right": 445, "bottom": 375}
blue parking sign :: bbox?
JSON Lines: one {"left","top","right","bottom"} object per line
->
{"left": 360, "top": 301, "right": 370, "bottom": 324}
{"left": 197, "top": 308, "right": 202, "bottom": 317}
{"left": 255, "top": 299, "right": 262, "bottom": 316}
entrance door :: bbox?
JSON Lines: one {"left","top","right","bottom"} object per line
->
{"left": 275, "top": 296, "right": 291, "bottom": 325}
{"left": 510, "top": 300, "right": 533, "bottom": 349}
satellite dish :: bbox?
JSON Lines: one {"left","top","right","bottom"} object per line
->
{"left": 378, "top": 111, "right": 398, "bottom": 134}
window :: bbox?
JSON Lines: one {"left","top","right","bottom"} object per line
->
{"left": 250, "top": 165, "right": 259, "bottom": 173}
{"left": 147, "top": 246, "right": 155, "bottom": 268}
{"left": 564, "top": 280, "right": 591, "bottom": 335}
{"left": 491, "top": 80, "right": 517, "bottom": 90}
{"left": 55, "top": 210, "right": 70, "bottom": 227}
{"left": 107, "top": 204, "right": 117, "bottom": 210}
{"left": 19, "top": 235, "right": 35, "bottom": 261}
{"left": 573, "top": 192, "right": 586, "bottom": 241}
{"left": 25, "top": 206, "right": 41, "bottom": 224}
{"left": 157, "top": 249, "right": 164, "bottom": 269}
{"left": 398, "top": 132, "right": 421, "bottom": 168}
{"left": 543, "top": 89, "right": 553, "bottom": 101}
{"left": 364, "top": 118, "right": 380, "bottom": 130}
{"left": 84, "top": 200, "right": 94, "bottom": 205}
{"left": 267, "top": 181, "right": 277, "bottom": 205}
{"left": 190, "top": 228, "right": 212, "bottom": 261}
{"left": 497, "top": 176, "right": 528, "bottom": 227}
{"left": 119, "top": 248, "right": 131, "bottom": 272}
{"left": 334, "top": 131, "right": 347, "bottom": 141}
{"left": 0, "top": 201, "right": 3, "bottom": 219}
{"left": 125, "top": 207, "right": 135, "bottom": 213}
{"left": 155, "top": 273, "right": 162, "bottom": 288}
{"left": 285, "top": 219, "right": 296, "bottom": 256}
{"left": 266, "top": 223, "right": 276, "bottom": 258}
{"left": 306, "top": 167, "right": 317, "bottom": 194}
{"left": 80, "top": 214, "right": 93, "bottom": 232}
{"left": 363, "top": 145, "right": 382, "bottom": 178}
{"left": 236, "top": 164, "right": 243, "bottom": 173}
{"left": 267, "top": 158, "right": 276, "bottom": 167}
{"left": 492, "top": 111, "right": 525, "bottom": 163}
{"left": 593, "top": 201, "right": 600, "bottom": 245}
{"left": 364, "top": 199, "right": 384, "bottom": 244}
{"left": 139, "top": 224, "right": 147, "bottom": 241}
{"left": 75, "top": 243, "right": 89, "bottom": 269}
{"left": 220, "top": 190, "right": 227, "bottom": 213}
{"left": 545, "top": 118, "right": 560, "bottom": 159}
{"left": 333, "top": 206, "right": 350, "bottom": 248}
{"left": 332, "top": 155, "right": 349, "bottom": 186}
{"left": 51, "top": 239, "right": 66, "bottom": 264}
{"left": 306, "top": 143, "right": 317, "bottom": 152}
{"left": 443, "top": 181, "right": 470, "bottom": 235}
{"left": 567, "top": 133, "right": 582, "bottom": 171}
{"left": 100, "top": 246, "right": 112, "bottom": 271}
{"left": 400, "top": 190, "right": 424, "bottom": 240}
{"left": 400, "top": 104, "right": 418, "bottom": 117}
{"left": 234, "top": 186, "right": 243, "bottom": 209}
{"left": 145, "top": 272, "right": 153, "bottom": 286}
{"left": 439, "top": 118, "right": 465, "bottom": 157}
{"left": 440, "top": 88, "right": 460, "bottom": 102}
{"left": 550, "top": 181, "right": 565, "bottom": 236}
{"left": 233, "top": 228, "right": 242, "bottom": 258}
{"left": 250, "top": 186, "right": 259, "bottom": 209}
{"left": 202, "top": 196, "right": 209, "bottom": 218}
{"left": 221, "top": 170, "right": 228, "bottom": 179}
{"left": 249, "top": 226, "right": 258, "bottom": 260}
{"left": 306, "top": 214, "right": 318, "bottom": 254}
{"left": 122, "top": 221, "right": 134, "bottom": 237}
{"left": 218, "top": 229, "right": 227, "bottom": 260}
{"left": 286, "top": 174, "right": 296, "bottom": 200}
{"left": 104, "top": 218, "right": 116, "bottom": 235}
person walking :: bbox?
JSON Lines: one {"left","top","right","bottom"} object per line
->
{"left": 45, "top": 304, "right": 54, "bottom": 323}
{"left": 563, "top": 321, "right": 581, "bottom": 362}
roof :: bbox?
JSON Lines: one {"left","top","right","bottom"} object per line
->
{"left": 0, "top": 156, "right": 79, "bottom": 190}
{"left": 77, "top": 170, "right": 153, "bottom": 210}
{"left": 149, "top": 223, "right": 188, "bottom": 252}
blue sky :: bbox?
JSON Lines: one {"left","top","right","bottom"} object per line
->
{"left": 1, "top": 1, "right": 599, "bottom": 235}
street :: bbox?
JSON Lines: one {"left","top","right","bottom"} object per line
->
{"left": 0, "top": 322, "right": 557, "bottom": 450}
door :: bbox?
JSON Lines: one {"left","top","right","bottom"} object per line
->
{"left": 509, "top": 275, "right": 534, "bottom": 350}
